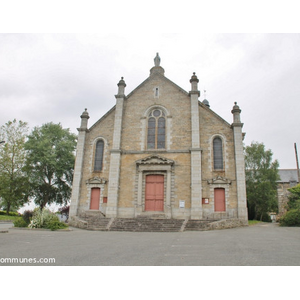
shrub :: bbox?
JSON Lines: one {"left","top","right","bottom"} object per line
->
{"left": 13, "top": 217, "right": 28, "bottom": 227}
{"left": 279, "top": 209, "right": 300, "bottom": 227}
{"left": 28, "top": 208, "right": 68, "bottom": 230}
{"left": 22, "top": 210, "right": 33, "bottom": 224}
{"left": 46, "top": 219, "right": 68, "bottom": 231}
{"left": 43, "top": 212, "right": 60, "bottom": 228}
{"left": 0, "top": 210, "right": 19, "bottom": 216}
{"left": 28, "top": 208, "right": 52, "bottom": 228}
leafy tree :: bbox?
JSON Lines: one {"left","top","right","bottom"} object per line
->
{"left": 0, "top": 120, "right": 30, "bottom": 214}
{"left": 279, "top": 183, "right": 300, "bottom": 227}
{"left": 24, "top": 123, "right": 77, "bottom": 210}
{"left": 286, "top": 184, "right": 300, "bottom": 210}
{"left": 245, "top": 142, "right": 280, "bottom": 221}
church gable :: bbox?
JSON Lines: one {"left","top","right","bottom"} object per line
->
{"left": 69, "top": 53, "right": 248, "bottom": 223}
{"left": 121, "top": 66, "right": 192, "bottom": 152}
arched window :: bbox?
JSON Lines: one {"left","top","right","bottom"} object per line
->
{"left": 213, "top": 137, "right": 223, "bottom": 170}
{"left": 94, "top": 140, "right": 104, "bottom": 171}
{"left": 147, "top": 109, "right": 165, "bottom": 149}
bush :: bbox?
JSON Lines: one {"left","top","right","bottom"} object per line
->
{"left": 22, "top": 210, "right": 33, "bottom": 224}
{"left": 43, "top": 212, "right": 60, "bottom": 228}
{"left": 279, "top": 209, "right": 300, "bottom": 227}
{"left": 13, "top": 217, "right": 28, "bottom": 227}
{"left": 46, "top": 219, "right": 68, "bottom": 231}
{"left": 29, "top": 208, "right": 68, "bottom": 230}
{"left": 0, "top": 210, "right": 19, "bottom": 216}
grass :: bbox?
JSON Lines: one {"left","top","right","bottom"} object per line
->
{"left": 248, "top": 220, "right": 262, "bottom": 225}
{"left": 0, "top": 215, "right": 19, "bottom": 222}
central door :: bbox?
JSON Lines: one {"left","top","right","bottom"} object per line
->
{"left": 214, "top": 188, "right": 225, "bottom": 212}
{"left": 145, "top": 175, "right": 164, "bottom": 211}
{"left": 90, "top": 188, "right": 100, "bottom": 210}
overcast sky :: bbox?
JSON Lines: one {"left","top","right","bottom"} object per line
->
{"left": 1, "top": 33, "right": 300, "bottom": 169}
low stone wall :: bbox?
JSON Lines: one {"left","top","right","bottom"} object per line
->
{"left": 205, "top": 218, "right": 248, "bottom": 230}
{"left": 68, "top": 216, "right": 87, "bottom": 229}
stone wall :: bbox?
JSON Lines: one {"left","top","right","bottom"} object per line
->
{"left": 205, "top": 218, "right": 248, "bottom": 230}
{"left": 74, "top": 65, "right": 244, "bottom": 221}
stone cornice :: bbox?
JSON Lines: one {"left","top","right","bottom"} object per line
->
{"left": 86, "top": 176, "right": 108, "bottom": 185}
{"left": 115, "top": 94, "right": 127, "bottom": 100}
{"left": 77, "top": 128, "right": 89, "bottom": 133}
{"left": 189, "top": 148, "right": 203, "bottom": 152}
{"left": 123, "top": 150, "right": 190, "bottom": 154}
{"left": 189, "top": 91, "right": 200, "bottom": 96}
{"left": 110, "top": 149, "right": 122, "bottom": 153}
{"left": 207, "top": 176, "right": 232, "bottom": 185}
{"left": 231, "top": 122, "right": 244, "bottom": 128}
{"left": 136, "top": 154, "right": 175, "bottom": 166}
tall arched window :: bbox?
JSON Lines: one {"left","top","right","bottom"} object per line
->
{"left": 94, "top": 140, "right": 104, "bottom": 171}
{"left": 213, "top": 137, "right": 223, "bottom": 170}
{"left": 147, "top": 109, "right": 165, "bottom": 149}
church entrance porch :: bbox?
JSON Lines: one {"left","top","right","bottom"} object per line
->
{"left": 135, "top": 155, "right": 174, "bottom": 218}
{"left": 145, "top": 175, "right": 164, "bottom": 211}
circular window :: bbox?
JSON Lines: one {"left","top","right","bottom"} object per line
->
{"left": 153, "top": 109, "right": 161, "bottom": 117}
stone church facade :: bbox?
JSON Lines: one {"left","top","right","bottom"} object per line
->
{"left": 69, "top": 54, "right": 248, "bottom": 223}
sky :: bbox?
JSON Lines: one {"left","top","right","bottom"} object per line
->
{"left": 1, "top": 32, "right": 300, "bottom": 169}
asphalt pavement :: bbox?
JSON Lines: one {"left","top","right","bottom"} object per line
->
{"left": 0, "top": 222, "right": 299, "bottom": 266}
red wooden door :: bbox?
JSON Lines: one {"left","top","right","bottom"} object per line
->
{"left": 90, "top": 188, "right": 100, "bottom": 210}
{"left": 145, "top": 175, "right": 164, "bottom": 211}
{"left": 214, "top": 188, "right": 225, "bottom": 211}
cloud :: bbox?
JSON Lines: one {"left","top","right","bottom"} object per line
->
{"left": 0, "top": 33, "right": 300, "bottom": 168}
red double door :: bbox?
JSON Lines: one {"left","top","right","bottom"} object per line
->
{"left": 145, "top": 175, "right": 164, "bottom": 211}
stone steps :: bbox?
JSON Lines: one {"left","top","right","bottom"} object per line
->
{"left": 73, "top": 213, "right": 228, "bottom": 232}
{"left": 87, "top": 218, "right": 111, "bottom": 231}
{"left": 109, "top": 218, "right": 185, "bottom": 232}
{"left": 184, "top": 220, "right": 217, "bottom": 231}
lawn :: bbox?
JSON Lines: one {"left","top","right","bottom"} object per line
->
{"left": 248, "top": 220, "right": 262, "bottom": 225}
{"left": 0, "top": 215, "right": 19, "bottom": 222}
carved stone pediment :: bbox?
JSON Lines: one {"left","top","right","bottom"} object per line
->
{"left": 207, "top": 176, "right": 231, "bottom": 185}
{"left": 86, "top": 177, "right": 108, "bottom": 185}
{"left": 136, "top": 155, "right": 174, "bottom": 166}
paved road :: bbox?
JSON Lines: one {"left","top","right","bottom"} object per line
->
{"left": 0, "top": 222, "right": 299, "bottom": 266}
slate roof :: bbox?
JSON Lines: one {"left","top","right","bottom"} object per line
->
{"left": 277, "top": 169, "right": 299, "bottom": 183}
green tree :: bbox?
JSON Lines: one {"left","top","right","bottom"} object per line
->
{"left": 286, "top": 184, "right": 300, "bottom": 210}
{"left": 279, "top": 184, "right": 300, "bottom": 226}
{"left": 24, "top": 123, "right": 77, "bottom": 210}
{"left": 0, "top": 119, "right": 30, "bottom": 214}
{"left": 245, "top": 142, "right": 280, "bottom": 221}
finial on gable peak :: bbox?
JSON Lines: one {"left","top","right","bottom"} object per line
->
{"left": 150, "top": 53, "right": 165, "bottom": 76}
{"left": 154, "top": 53, "right": 161, "bottom": 67}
